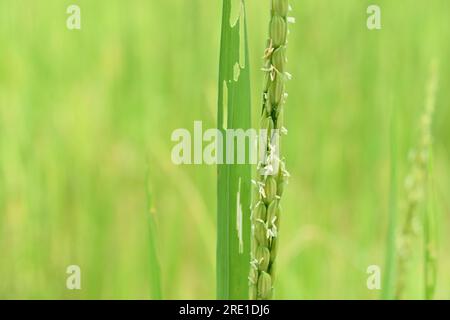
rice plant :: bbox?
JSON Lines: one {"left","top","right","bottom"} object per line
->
{"left": 216, "top": 0, "right": 252, "bottom": 300}
{"left": 145, "top": 161, "right": 162, "bottom": 300}
{"left": 381, "top": 106, "right": 399, "bottom": 300}
{"left": 2, "top": 0, "right": 450, "bottom": 301}
{"left": 248, "top": 0, "right": 293, "bottom": 300}
{"left": 395, "top": 63, "right": 439, "bottom": 299}
{"left": 424, "top": 146, "right": 438, "bottom": 300}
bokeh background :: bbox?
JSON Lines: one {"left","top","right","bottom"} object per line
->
{"left": 0, "top": 0, "right": 449, "bottom": 299}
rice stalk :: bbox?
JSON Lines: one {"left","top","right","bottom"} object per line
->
{"left": 145, "top": 161, "right": 162, "bottom": 299}
{"left": 395, "top": 63, "right": 439, "bottom": 299}
{"left": 424, "top": 144, "right": 438, "bottom": 300}
{"left": 381, "top": 104, "right": 398, "bottom": 300}
{"left": 248, "top": 0, "right": 293, "bottom": 300}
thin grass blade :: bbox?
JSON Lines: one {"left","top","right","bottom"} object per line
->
{"left": 145, "top": 162, "right": 162, "bottom": 300}
{"left": 382, "top": 103, "right": 398, "bottom": 300}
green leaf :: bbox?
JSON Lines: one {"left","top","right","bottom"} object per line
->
{"left": 217, "top": 0, "right": 252, "bottom": 300}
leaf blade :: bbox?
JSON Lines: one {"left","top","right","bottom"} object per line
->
{"left": 217, "top": 0, "right": 252, "bottom": 300}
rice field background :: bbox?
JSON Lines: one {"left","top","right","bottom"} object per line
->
{"left": 0, "top": 0, "right": 449, "bottom": 299}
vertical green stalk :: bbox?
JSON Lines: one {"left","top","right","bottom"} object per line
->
{"left": 217, "top": 0, "right": 252, "bottom": 300}
{"left": 145, "top": 162, "right": 162, "bottom": 300}
{"left": 382, "top": 104, "right": 398, "bottom": 300}
{"left": 424, "top": 149, "right": 437, "bottom": 300}
{"left": 395, "top": 63, "right": 438, "bottom": 299}
{"left": 249, "top": 0, "right": 292, "bottom": 300}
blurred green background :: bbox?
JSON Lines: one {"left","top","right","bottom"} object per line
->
{"left": 0, "top": 0, "right": 449, "bottom": 299}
